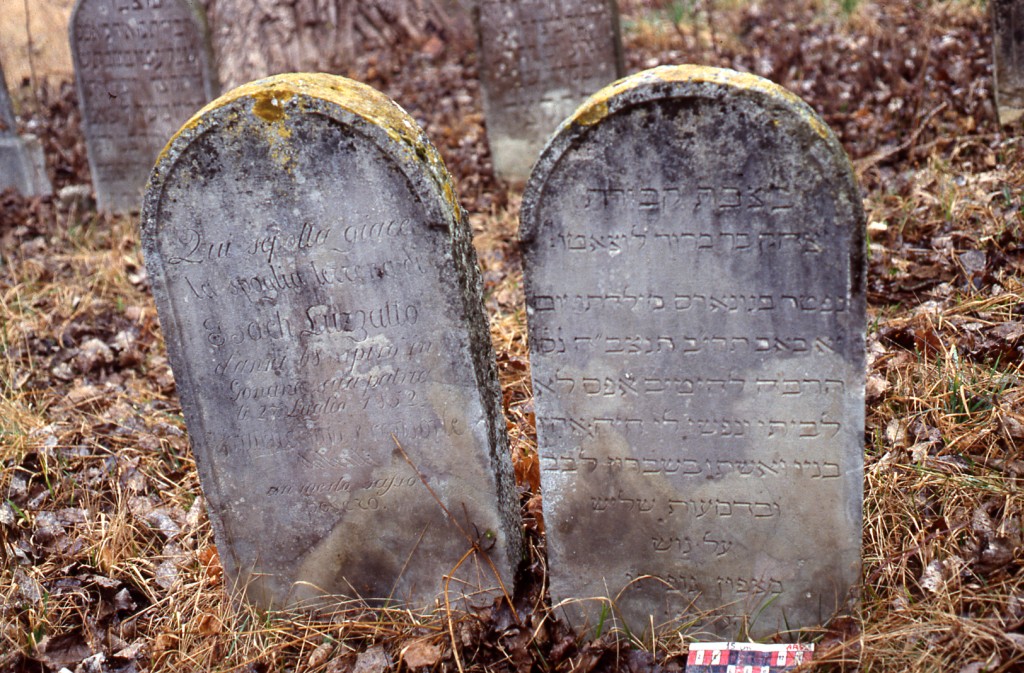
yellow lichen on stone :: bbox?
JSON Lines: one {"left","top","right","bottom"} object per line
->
{"left": 155, "top": 73, "right": 461, "bottom": 215}
{"left": 568, "top": 77, "right": 634, "bottom": 127}
{"left": 253, "top": 89, "right": 287, "bottom": 123}
{"left": 569, "top": 64, "right": 834, "bottom": 143}
{"left": 574, "top": 100, "right": 609, "bottom": 127}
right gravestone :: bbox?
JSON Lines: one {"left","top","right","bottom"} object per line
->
{"left": 521, "top": 66, "right": 865, "bottom": 639}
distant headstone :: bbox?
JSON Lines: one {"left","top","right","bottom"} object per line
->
{"left": 0, "top": 59, "right": 52, "bottom": 197}
{"left": 475, "top": 0, "right": 623, "bottom": 181}
{"left": 992, "top": 0, "right": 1024, "bottom": 125}
{"left": 521, "top": 66, "right": 865, "bottom": 639}
{"left": 141, "top": 74, "right": 522, "bottom": 610}
{"left": 70, "top": 0, "right": 217, "bottom": 213}
{"left": 0, "top": 61, "right": 16, "bottom": 135}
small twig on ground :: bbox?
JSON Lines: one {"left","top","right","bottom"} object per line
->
{"left": 854, "top": 102, "right": 948, "bottom": 176}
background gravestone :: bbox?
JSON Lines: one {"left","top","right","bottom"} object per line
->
{"left": 0, "top": 58, "right": 51, "bottom": 197}
{"left": 70, "top": 0, "right": 217, "bottom": 213}
{"left": 992, "top": 0, "right": 1024, "bottom": 125}
{"left": 475, "top": 0, "right": 623, "bottom": 181}
{"left": 521, "top": 65, "right": 865, "bottom": 638}
{"left": 0, "top": 59, "right": 15, "bottom": 135}
{"left": 141, "top": 74, "right": 522, "bottom": 610}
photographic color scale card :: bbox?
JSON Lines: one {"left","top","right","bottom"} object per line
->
{"left": 686, "top": 642, "right": 814, "bottom": 672}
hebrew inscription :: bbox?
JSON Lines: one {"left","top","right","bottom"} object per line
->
{"left": 141, "top": 74, "right": 521, "bottom": 610}
{"left": 71, "top": 0, "right": 217, "bottom": 212}
{"left": 476, "top": 0, "right": 623, "bottom": 180}
{"left": 521, "top": 66, "right": 865, "bottom": 638}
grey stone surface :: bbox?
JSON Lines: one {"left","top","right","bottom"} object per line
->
{"left": 475, "top": 0, "right": 623, "bottom": 181}
{"left": 70, "top": 0, "right": 217, "bottom": 213}
{"left": 520, "top": 65, "right": 865, "bottom": 639}
{"left": 0, "top": 59, "right": 52, "bottom": 197}
{"left": 0, "top": 59, "right": 15, "bottom": 136}
{"left": 992, "top": 0, "right": 1024, "bottom": 125}
{"left": 0, "top": 135, "right": 52, "bottom": 197}
{"left": 141, "top": 74, "right": 522, "bottom": 611}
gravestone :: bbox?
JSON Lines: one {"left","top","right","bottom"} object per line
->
{"left": 0, "top": 60, "right": 15, "bottom": 135}
{"left": 992, "top": 0, "right": 1024, "bottom": 125}
{"left": 0, "top": 59, "right": 52, "bottom": 197}
{"left": 475, "top": 0, "right": 623, "bottom": 181}
{"left": 141, "top": 74, "right": 523, "bottom": 610}
{"left": 70, "top": 0, "right": 217, "bottom": 213}
{"left": 521, "top": 65, "right": 865, "bottom": 639}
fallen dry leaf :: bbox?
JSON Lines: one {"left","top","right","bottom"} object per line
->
{"left": 866, "top": 374, "right": 891, "bottom": 402}
{"left": 198, "top": 545, "right": 222, "bottom": 579}
{"left": 353, "top": 645, "right": 391, "bottom": 673}
{"left": 308, "top": 640, "right": 335, "bottom": 668}
{"left": 401, "top": 639, "right": 441, "bottom": 669}
{"left": 33, "top": 631, "right": 93, "bottom": 669}
{"left": 197, "top": 612, "right": 221, "bottom": 636}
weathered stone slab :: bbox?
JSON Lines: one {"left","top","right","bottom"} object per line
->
{"left": 475, "top": 0, "right": 623, "bottom": 181}
{"left": 70, "top": 0, "right": 217, "bottom": 213}
{"left": 0, "top": 135, "right": 51, "bottom": 197}
{"left": 521, "top": 66, "right": 865, "bottom": 639}
{"left": 0, "top": 59, "right": 52, "bottom": 197}
{"left": 141, "top": 74, "right": 522, "bottom": 610}
{"left": 992, "top": 0, "right": 1024, "bottom": 125}
{"left": 0, "top": 60, "right": 16, "bottom": 136}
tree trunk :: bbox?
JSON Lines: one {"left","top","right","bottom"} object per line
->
{"left": 200, "top": 0, "right": 461, "bottom": 89}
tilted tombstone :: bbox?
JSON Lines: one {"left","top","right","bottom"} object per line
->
{"left": 475, "top": 0, "right": 623, "bottom": 181}
{"left": 0, "top": 59, "right": 51, "bottom": 197}
{"left": 521, "top": 66, "right": 865, "bottom": 639}
{"left": 141, "top": 74, "right": 523, "bottom": 610}
{"left": 992, "top": 0, "right": 1024, "bottom": 125}
{"left": 70, "top": 0, "right": 217, "bottom": 213}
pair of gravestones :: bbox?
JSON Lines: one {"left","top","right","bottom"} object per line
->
{"left": 60, "top": 0, "right": 1024, "bottom": 217}
{"left": 142, "top": 66, "right": 864, "bottom": 639}
{"left": 65, "top": 0, "right": 621, "bottom": 210}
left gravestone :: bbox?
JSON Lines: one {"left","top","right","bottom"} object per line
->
{"left": 70, "top": 0, "right": 217, "bottom": 213}
{"left": 0, "top": 58, "right": 51, "bottom": 197}
{"left": 141, "top": 74, "right": 523, "bottom": 611}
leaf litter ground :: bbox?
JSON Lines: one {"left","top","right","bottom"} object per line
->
{"left": 3, "top": 1, "right": 1024, "bottom": 671}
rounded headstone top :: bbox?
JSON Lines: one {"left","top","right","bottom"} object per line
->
{"left": 146, "top": 72, "right": 459, "bottom": 219}
{"left": 567, "top": 65, "right": 833, "bottom": 137}
{"left": 520, "top": 64, "right": 857, "bottom": 244}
